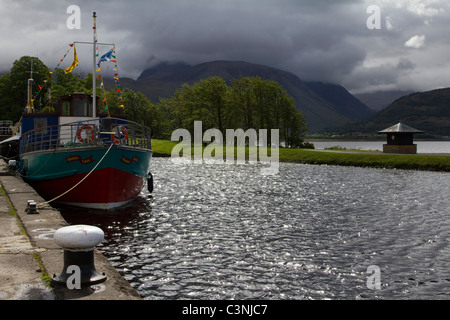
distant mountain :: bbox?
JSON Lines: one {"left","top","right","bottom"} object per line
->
{"left": 304, "top": 82, "right": 374, "bottom": 123}
{"left": 119, "top": 60, "right": 373, "bottom": 132}
{"left": 341, "top": 87, "right": 450, "bottom": 137}
{"left": 354, "top": 90, "right": 415, "bottom": 111}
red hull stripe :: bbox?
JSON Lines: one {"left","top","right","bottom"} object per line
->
{"left": 30, "top": 167, "right": 145, "bottom": 205}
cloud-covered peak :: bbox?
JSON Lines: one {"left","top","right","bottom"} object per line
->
{"left": 1, "top": 0, "right": 450, "bottom": 94}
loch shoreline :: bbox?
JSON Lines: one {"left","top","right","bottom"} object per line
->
{"left": 151, "top": 139, "right": 450, "bottom": 172}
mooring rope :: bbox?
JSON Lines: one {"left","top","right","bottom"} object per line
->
{"left": 37, "top": 143, "right": 114, "bottom": 208}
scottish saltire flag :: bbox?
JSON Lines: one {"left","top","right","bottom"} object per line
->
{"left": 98, "top": 49, "right": 115, "bottom": 66}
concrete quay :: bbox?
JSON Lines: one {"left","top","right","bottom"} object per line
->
{"left": 0, "top": 160, "right": 141, "bottom": 300}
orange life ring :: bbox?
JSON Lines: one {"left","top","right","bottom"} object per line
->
{"left": 77, "top": 125, "right": 95, "bottom": 144}
{"left": 112, "top": 125, "right": 128, "bottom": 145}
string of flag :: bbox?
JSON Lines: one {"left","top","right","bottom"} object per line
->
{"left": 93, "top": 15, "right": 125, "bottom": 115}
{"left": 96, "top": 46, "right": 125, "bottom": 114}
{"left": 28, "top": 44, "right": 75, "bottom": 111}
{"left": 29, "top": 22, "right": 126, "bottom": 115}
{"left": 93, "top": 18, "right": 112, "bottom": 117}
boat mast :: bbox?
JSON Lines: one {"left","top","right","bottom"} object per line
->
{"left": 92, "top": 12, "right": 97, "bottom": 117}
{"left": 74, "top": 14, "right": 114, "bottom": 118}
{"left": 26, "top": 59, "right": 35, "bottom": 113}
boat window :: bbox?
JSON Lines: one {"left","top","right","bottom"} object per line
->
{"left": 73, "top": 97, "right": 88, "bottom": 116}
{"left": 34, "top": 118, "right": 47, "bottom": 135}
{"left": 101, "top": 118, "right": 117, "bottom": 132}
{"left": 62, "top": 100, "right": 71, "bottom": 116}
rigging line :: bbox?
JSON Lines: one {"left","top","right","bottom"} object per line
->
{"left": 31, "top": 44, "right": 74, "bottom": 103}
{"left": 11, "top": 116, "right": 22, "bottom": 136}
{"left": 0, "top": 151, "right": 19, "bottom": 162}
{"left": 36, "top": 143, "right": 114, "bottom": 208}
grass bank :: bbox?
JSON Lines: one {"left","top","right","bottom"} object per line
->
{"left": 151, "top": 139, "right": 450, "bottom": 172}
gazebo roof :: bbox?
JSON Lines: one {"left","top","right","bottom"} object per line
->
{"left": 378, "top": 122, "right": 424, "bottom": 134}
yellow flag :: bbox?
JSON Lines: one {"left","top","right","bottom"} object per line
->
{"left": 64, "top": 47, "right": 79, "bottom": 74}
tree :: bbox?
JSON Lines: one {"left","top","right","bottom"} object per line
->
{"left": 160, "top": 83, "right": 209, "bottom": 136}
{"left": 193, "top": 77, "right": 229, "bottom": 133}
{"left": 228, "top": 77, "right": 255, "bottom": 129}
{"left": 0, "top": 74, "right": 16, "bottom": 120}
{"left": 158, "top": 75, "right": 308, "bottom": 147}
{"left": 105, "top": 87, "right": 166, "bottom": 139}
{"left": 0, "top": 56, "right": 50, "bottom": 121}
{"left": 49, "top": 68, "right": 86, "bottom": 101}
{"left": 0, "top": 56, "right": 308, "bottom": 145}
{"left": 229, "top": 77, "right": 307, "bottom": 147}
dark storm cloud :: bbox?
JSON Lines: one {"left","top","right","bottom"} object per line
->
{"left": 1, "top": 0, "right": 450, "bottom": 93}
{"left": 126, "top": 0, "right": 370, "bottom": 82}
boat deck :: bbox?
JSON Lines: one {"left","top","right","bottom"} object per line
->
{"left": 20, "top": 117, "right": 151, "bottom": 155}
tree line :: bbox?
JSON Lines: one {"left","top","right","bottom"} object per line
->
{"left": 0, "top": 56, "right": 309, "bottom": 147}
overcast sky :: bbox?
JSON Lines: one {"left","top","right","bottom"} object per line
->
{"left": 1, "top": 0, "right": 450, "bottom": 94}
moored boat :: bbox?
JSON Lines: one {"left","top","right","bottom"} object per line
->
{"left": 18, "top": 99, "right": 152, "bottom": 209}
{"left": 14, "top": 13, "right": 153, "bottom": 209}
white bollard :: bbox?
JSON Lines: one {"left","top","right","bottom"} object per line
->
{"left": 52, "top": 225, "right": 107, "bottom": 287}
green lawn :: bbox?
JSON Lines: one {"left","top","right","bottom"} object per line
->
{"left": 151, "top": 139, "right": 179, "bottom": 155}
{"left": 151, "top": 139, "right": 450, "bottom": 172}
{"left": 278, "top": 148, "right": 450, "bottom": 171}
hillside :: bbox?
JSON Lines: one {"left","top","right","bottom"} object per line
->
{"left": 338, "top": 88, "right": 450, "bottom": 137}
{"left": 118, "top": 61, "right": 373, "bottom": 132}
{"left": 354, "top": 90, "right": 415, "bottom": 112}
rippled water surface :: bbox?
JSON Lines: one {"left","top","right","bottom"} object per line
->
{"left": 59, "top": 158, "right": 450, "bottom": 300}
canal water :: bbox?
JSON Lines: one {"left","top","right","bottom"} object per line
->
{"left": 59, "top": 157, "right": 450, "bottom": 300}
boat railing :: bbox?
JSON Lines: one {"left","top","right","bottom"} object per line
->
{"left": 0, "top": 120, "right": 13, "bottom": 137}
{"left": 20, "top": 118, "right": 152, "bottom": 154}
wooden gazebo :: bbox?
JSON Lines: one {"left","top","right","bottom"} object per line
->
{"left": 378, "top": 122, "right": 423, "bottom": 154}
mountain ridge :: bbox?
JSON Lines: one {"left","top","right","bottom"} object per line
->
{"left": 354, "top": 90, "right": 415, "bottom": 112}
{"left": 118, "top": 60, "right": 373, "bottom": 132}
{"left": 336, "top": 87, "right": 450, "bottom": 137}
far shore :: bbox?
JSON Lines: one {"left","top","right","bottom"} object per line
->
{"left": 151, "top": 139, "right": 450, "bottom": 172}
